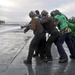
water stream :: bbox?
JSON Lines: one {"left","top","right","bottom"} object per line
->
{"left": 0, "top": 25, "right": 21, "bottom": 33}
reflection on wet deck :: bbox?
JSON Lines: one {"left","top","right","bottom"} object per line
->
{"left": 0, "top": 25, "right": 75, "bottom": 75}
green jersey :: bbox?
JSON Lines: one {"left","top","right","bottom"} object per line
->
{"left": 54, "top": 14, "right": 68, "bottom": 31}
{"left": 67, "top": 21, "right": 75, "bottom": 36}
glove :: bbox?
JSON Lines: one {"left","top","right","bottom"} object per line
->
{"left": 21, "top": 26, "right": 26, "bottom": 29}
{"left": 21, "top": 26, "right": 24, "bottom": 29}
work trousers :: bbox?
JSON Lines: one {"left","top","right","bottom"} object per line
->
{"left": 45, "top": 32, "right": 60, "bottom": 59}
{"left": 27, "top": 32, "right": 45, "bottom": 61}
{"left": 71, "top": 36, "right": 75, "bottom": 49}
{"left": 55, "top": 33, "right": 75, "bottom": 59}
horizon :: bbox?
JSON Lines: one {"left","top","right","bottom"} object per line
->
{"left": 0, "top": 0, "right": 75, "bottom": 22}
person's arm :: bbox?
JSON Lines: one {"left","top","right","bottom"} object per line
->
{"left": 40, "top": 18, "right": 48, "bottom": 25}
{"left": 29, "top": 20, "right": 36, "bottom": 30}
{"left": 21, "top": 21, "right": 31, "bottom": 29}
{"left": 24, "top": 25, "right": 30, "bottom": 33}
{"left": 21, "top": 21, "right": 31, "bottom": 33}
{"left": 67, "top": 21, "right": 75, "bottom": 28}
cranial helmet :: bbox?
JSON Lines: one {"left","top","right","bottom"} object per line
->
{"left": 29, "top": 11, "right": 36, "bottom": 18}
{"left": 50, "top": 10, "right": 55, "bottom": 17}
{"left": 41, "top": 10, "right": 48, "bottom": 16}
{"left": 35, "top": 10, "right": 39, "bottom": 15}
{"left": 54, "top": 9, "right": 61, "bottom": 15}
{"left": 50, "top": 9, "right": 61, "bottom": 17}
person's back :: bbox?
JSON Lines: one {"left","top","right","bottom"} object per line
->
{"left": 30, "top": 16, "right": 44, "bottom": 35}
{"left": 41, "top": 16, "right": 59, "bottom": 34}
{"left": 54, "top": 14, "right": 68, "bottom": 31}
{"left": 23, "top": 10, "right": 43, "bottom": 34}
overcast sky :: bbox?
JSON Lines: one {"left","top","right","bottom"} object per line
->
{"left": 0, "top": 0, "right": 75, "bottom": 23}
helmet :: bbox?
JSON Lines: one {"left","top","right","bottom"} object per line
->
{"left": 41, "top": 10, "right": 48, "bottom": 16}
{"left": 54, "top": 9, "right": 61, "bottom": 15}
{"left": 50, "top": 9, "right": 61, "bottom": 17}
{"left": 29, "top": 11, "right": 36, "bottom": 18}
{"left": 69, "top": 16, "right": 75, "bottom": 23}
{"left": 50, "top": 10, "right": 55, "bottom": 17}
{"left": 35, "top": 10, "right": 39, "bottom": 15}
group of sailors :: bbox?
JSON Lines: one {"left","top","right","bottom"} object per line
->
{"left": 21, "top": 9, "right": 75, "bottom": 64}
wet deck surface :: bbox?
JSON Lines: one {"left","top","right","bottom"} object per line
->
{"left": 0, "top": 25, "right": 75, "bottom": 75}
